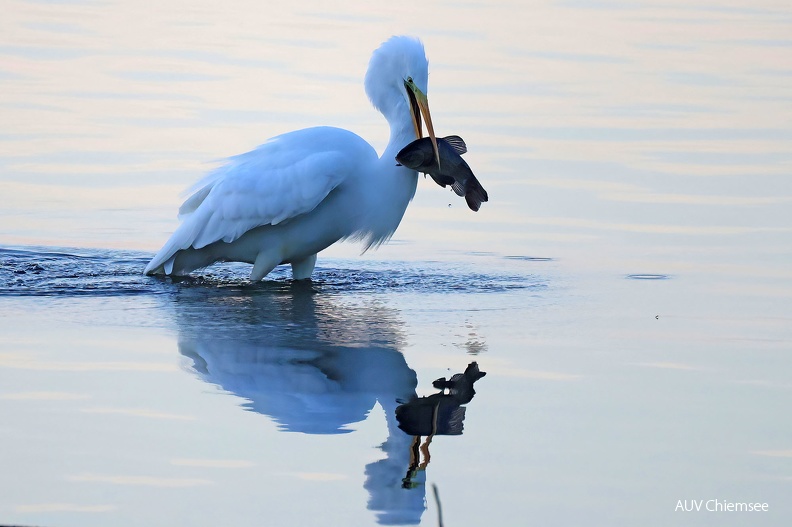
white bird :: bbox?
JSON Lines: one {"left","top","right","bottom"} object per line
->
{"left": 144, "top": 36, "right": 439, "bottom": 281}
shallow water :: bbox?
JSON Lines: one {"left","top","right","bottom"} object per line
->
{"left": 1, "top": 247, "right": 790, "bottom": 526}
{"left": 2, "top": 0, "right": 792, "bottom": 525}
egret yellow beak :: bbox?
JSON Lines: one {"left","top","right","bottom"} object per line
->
{"left": 404, "top": 78, "right": 440, "bottom": 165}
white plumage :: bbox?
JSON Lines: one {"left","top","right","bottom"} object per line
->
{"left": 145, "top": 36, "right": 436, "bottom": 281}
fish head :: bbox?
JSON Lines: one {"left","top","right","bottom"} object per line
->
{"left": 395, "top": 138, "right": 435, "bottom": 170}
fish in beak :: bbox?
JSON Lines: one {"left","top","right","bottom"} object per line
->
{"left": 395, "top": 135, "right": 489, "bottom": 212}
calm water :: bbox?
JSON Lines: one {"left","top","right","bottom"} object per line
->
{"left": 2, "top": 1, "right": 791, "bottom": 526}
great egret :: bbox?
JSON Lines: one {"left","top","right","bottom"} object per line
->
{"left": 144, "top": 36, "right": 439, "bottom": 281}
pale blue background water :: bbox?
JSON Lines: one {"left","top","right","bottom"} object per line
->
{"left": 1, "top": 1, "right": 791, "bottom": 526}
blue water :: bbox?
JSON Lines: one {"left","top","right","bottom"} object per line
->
{"left": 0, "top": 246, "right": 542, "bottom": 297}
{"left": 0, "top": 246, "right": 558, "bottom": 526}
{"left": 1, "top": 244, "right": 789, "bottom": 526}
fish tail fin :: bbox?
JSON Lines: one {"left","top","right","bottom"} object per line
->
{"left": 464, "top": 177, "right": 489, "bottom": 212}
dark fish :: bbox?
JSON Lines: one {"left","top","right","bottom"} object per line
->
{"left": 395, "top": 135, "right": 489, "bottom": 212}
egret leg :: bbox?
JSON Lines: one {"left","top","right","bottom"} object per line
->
{"left": 168, "top": 247, "right": 214, "bottom": 276}
{"left": 291, "top": 253, "right": 317, "bottom": 280}
{"left": 250, "top": 251, "right": 280, "bottom": 282}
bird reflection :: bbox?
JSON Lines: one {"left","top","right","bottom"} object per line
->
{"left": 171, "top": 282, "right": 484, "bottom": 525}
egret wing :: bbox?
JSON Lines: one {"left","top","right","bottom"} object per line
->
{"left": 145, "top": 127, "right": 374, "bottom": 274}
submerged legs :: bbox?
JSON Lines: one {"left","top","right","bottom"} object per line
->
{"left": 250, "top": 250, "right": 317, "bottom": 282}
{"left": 250, "top": 251, "right": 280, "bottom": 282}
{"left": 291, "top": 253, "right": 317, "bottom": 280}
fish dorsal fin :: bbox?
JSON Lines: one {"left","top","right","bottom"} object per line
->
{"left": 442, "top": 135, "right": 467, "bottom": 155}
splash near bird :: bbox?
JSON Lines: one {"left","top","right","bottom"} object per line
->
{"left": 145, "top": 36, "right": 441, "bottom": 281}
{"left": 395, "top": 135, "right": 489, "bottom": 211}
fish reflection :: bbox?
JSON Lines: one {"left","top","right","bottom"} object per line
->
{"left": 395, "top": 362, "right": 486, "bottom": 489}
{"left": 172, "top": 283, "right": 484, "bottom": 525}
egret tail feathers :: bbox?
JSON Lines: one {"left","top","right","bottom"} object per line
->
{"left": 144, "top": 211, "right": 210, "bottom": 275}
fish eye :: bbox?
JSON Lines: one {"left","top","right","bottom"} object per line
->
{"left": 406, "top": 77, "right": 413, "bottom": 84}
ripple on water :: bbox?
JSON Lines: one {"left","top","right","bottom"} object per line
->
{"left": 503, "top": 255, "right": 554, "bottom": 262}
{"left": 625, "top": 274, "right": 670, "bottom": 280}
{"left": 0, "top": 246, "right": 156, "bottom": 297}
{"left": 0, "top": 246, "right": 546, "bottom": 297}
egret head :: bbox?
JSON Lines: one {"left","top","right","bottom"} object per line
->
{"left": 365, "top": 36, "right": 439, "bottom": 160}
